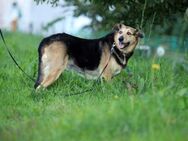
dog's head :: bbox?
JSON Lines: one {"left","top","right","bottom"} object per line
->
{"left": 113, "top": 23, "right": 144, "bottom": 53}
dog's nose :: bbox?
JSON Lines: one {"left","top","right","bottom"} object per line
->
{"left": 118, "top": 36, "right": 124, "bottom": 42}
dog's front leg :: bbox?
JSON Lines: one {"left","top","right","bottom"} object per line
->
{"left": 101, "top": 68, "right": 113, "bottom": 82}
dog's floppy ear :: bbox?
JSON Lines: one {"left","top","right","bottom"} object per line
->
{"left": 133, "top": 29, "right": 144, "bottom": 38}
{"left": 137, "top": 32, "right": 144, "bottom": 38}
{"left": 113, "top": 24, "right": 122, "bottom": 32}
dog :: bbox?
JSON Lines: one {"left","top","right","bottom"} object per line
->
{"left": 34, "top": 23, "right": 143, "bottom": 89}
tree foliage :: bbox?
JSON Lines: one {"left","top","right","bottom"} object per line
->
{"left": 34, "top": 0, "right": 188, "bottom": 33}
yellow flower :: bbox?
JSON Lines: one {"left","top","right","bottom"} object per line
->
{"left": 152, "top": 64, "right": 160, "bottom": 70}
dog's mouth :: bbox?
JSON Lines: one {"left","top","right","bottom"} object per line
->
{"left": 119, "top": 41, "right": 130, "bottom": 49}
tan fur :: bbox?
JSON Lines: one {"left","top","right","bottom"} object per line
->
{"left": 98, "top": 24, "right": 140, "bottom": 81}
{"left": 98, "top": 43, "right": 110, "bottom": 73}
{"left": 114, "top": 24, "right": 139, "bottom": 54}
{"left": 98, "top": 43, "right": 122, "bottom": 81}
{"left": 37, "top": 42, "right": 68, "bottom": 88}
{"left": 102, "top": 57, "right": 122, "bottom": 81}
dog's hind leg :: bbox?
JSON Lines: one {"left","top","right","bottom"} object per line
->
{"left": 35, "top": 41, "right": 68, "bottom": 89}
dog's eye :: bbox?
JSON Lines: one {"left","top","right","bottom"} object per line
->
{"left": 119, "top": 31, "right": 123, "bottom": 34}
{"left": 127, "top": 32, "right": 132, "bottom": 35}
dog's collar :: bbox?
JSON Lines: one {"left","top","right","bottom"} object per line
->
{"left": 111, "top": 43, "right": 133, "bottom": 67}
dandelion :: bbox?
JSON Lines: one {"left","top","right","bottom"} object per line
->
{"left": 152, "top": 64, "right": 160, "bottom": 70}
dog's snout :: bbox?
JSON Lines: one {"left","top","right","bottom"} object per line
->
{"left": 118, "top": 36, "right": 124, "bottom": 42}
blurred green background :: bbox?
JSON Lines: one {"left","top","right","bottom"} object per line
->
{"left": 0, "top": 0, "right": 188, "bottom": 141}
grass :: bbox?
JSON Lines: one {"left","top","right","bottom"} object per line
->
{"left": 0, "top": 31, "right": 188, "bottom": 141}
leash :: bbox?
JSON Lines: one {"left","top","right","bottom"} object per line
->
{"left": 64, "top": 43, "right": 116, "bottom": 97}
{"left": 0, "top": 29, "right": 35, "bottom": 82}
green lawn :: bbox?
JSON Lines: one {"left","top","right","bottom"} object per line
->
{"left": 0, "top": 32, "right": 188, "bottom": 141}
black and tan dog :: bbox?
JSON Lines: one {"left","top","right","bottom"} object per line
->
{"left": 34, "top": 24, "right": 143, "bottom": 89}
